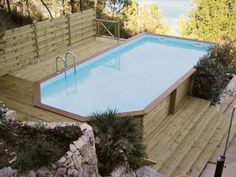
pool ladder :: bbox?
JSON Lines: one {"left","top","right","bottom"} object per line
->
{"left": 55, "top": 51, "right": 77, "bottom": 76}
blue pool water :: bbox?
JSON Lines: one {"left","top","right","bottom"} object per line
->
{"left": 41, "top": 34, "right": 212, "bottom": 117}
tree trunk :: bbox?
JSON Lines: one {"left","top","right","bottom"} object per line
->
{"left": 62, "top": 0, "right": 65, "bottom": 15}
{"left": 6, "top": 0, "right": 11, "bottom": 12}
{"left": 40, "top": 0, "right": 53, "bottom": 19}
{"left": 26, "top": 0, "right": 31, "bottom": 19}
{"left": 70, "top": 0, "right": 76, "bottom": 13}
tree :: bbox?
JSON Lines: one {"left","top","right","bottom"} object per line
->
{"left": 122, "top": 0, "right": 170, "bottom": 35}
{"left": 6, "top": 0, "right": 11, "bottom": 12}
{"left": 40, "top": 0, "right": 53, "bottom": 18}
{"left": 179, "top": 0, "right": 236, "bottom": 42}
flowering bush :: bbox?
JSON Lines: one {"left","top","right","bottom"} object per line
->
{"left": 192, "top": 41, "right": 236, "bottom": 104}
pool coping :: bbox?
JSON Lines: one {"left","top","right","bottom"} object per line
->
{"left": 33, "top": 32, "right": 214, "bottom": 122}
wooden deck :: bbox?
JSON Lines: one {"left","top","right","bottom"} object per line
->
{"left": 10, "top": 38, "right": 119, "bottom": 82}
{"left": 1, "top": 36, "right": 235, "bottom": 176}
{"left": 144, "top": 96, "right": 236, "bottom": 177}
{"left": 0, "top": 38, "right": 119, "bottom": 121}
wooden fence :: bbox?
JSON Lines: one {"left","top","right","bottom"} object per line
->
{"left": 0, "top": 8, "right": 96, "bottom": 77}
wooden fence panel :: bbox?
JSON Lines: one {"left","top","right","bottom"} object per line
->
{"left": 0, "top": 8, "right": 96, "bottom": 77}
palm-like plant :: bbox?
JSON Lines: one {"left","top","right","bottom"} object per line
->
{"left": 90, "top": 109, "right": 146, "bottom": 176}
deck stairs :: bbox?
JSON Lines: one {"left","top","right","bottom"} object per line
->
{"left": 144, "top": 96, "right": 236, "bottom": 177}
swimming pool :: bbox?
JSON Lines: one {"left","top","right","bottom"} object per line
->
{"left": 34, "top": 33, "right": 212, "bottom": 120}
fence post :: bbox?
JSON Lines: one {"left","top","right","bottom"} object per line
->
{"left": 33, "top": 22, "right": 40, "bottom": 63}
{"left": 67, "top": 14, "right": 72, "bottom": 50}
{"left": 0, "top": 32, "right": 6, "bottom": 76}
{"left": 117, "top": 20, "right": 120, "bottom": 42}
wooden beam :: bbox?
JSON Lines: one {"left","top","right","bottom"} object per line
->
{"left": 170, "top": 89, "right": 177, "bottom": 114}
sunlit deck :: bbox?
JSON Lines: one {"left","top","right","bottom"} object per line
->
{"left": 10, "top": 38, "right": 119, "bottom": 82}
{"left": 0, "top": 38, "right": 119, "bottom": 121}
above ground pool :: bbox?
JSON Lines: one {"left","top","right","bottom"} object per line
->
{"left": 34, "top": 33, "right": 213, "bottom": 120}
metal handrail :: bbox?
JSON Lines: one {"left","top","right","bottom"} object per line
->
{"left": 65, "top": 51, "right": 76, "bottom": 74}
{"left": 55, "top": 56, "right": 67, "bottom": 76}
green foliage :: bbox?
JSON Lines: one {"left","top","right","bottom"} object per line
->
{"left": 179, "top": 0, "right": 236, "bottom": 42}
{"left": 192, "top": 42, "right": 236, "bottom": 103}
{"left": 122, "top": 0, "right": 170, "bottom": 35}
{"left": 13, "top": 138, "right": 62, "bottom": 172}
{"left": 90, "top": 109, "right": 146, "bottom": 176}
{"left": 0, "top": 9, "right": 33, "bottom": 32}
{"left": 0, "top": 120, "right": 82, "bottom": 172}
{"left": 0, "top": 102, "right": 7, "bottom": 127}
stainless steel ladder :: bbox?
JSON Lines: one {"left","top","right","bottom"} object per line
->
{"left": 55, "top": 56, "right": 67, "bottom": 76}
{"left": 65, "top": 51, "right": 76, "bottom": 74}
{"left": 55, "top": 50, "right": 77, "bottom": 76}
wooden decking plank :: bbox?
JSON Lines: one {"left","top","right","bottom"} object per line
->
{"left": 209, "top": 123, "right": 236, "bottom": 163}
{"left": 10, "top": 38, "right": 118, "bottom": 82}
{"left": 159, "top": 107, "right": 215, "bottom": 176}
{"left": 169, "top": 112, "right": 224, "bottom": 177}
{"left": 0, "top": 92, "right": 73, "bottom": 122}
{"left": 144, "top": 97, "right": 192, "bottom": 144}
{"left": 187, "top": 119, "right": 229, "bottom": 177}
{"left": 148, "top": 98, "right": 209, "bottom": 159}
{"left": 152, "top": 99, "right": 210, "bottom": 169}
{"left": 157, "top": 106, "right": 215, "bottom": 174}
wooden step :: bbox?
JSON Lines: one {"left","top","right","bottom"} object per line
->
{"left": 157, "top": 106, "right": 216, "bottom": 175}
{"left": 144, "top": 97, "right": 192, "bottom": 145}
{"left": 169, "top": 111, "right": 224, "bottom": 177}
{"left": 148, "top": 98, "right": 210, "bottom": 165}
{"left": 187, "top": 117, "right": 229, "bottom": 177}
{"left": 209, "top": 123, "right": 236, "bottom": 163}
{"left": 147, "top": 98, "right": 208, "bottom": 157}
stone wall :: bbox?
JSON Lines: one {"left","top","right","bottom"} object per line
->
{"left": 0, "top": 111, "right": 100, "bottom": 177}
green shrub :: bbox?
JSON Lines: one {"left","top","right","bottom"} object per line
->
{"left": 192, "top": 42, "right": 236, "bottom": 104}
{"left": 0, "top": 123, "right": 82, "bottom": 173}
{"left": 90, "top": 109, "right": 146, "bottom": 176}
{"left": 0, "top": 102, "right": 7, "bottom": 127}
{"left": 13, "top": 136, "right": 63, "bottom": 172}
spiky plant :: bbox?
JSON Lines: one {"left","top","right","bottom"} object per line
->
{"left": 90, "top": 109, "right": 146, "bottom": 176}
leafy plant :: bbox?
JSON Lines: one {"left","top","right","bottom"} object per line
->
{"left": 90, "top": 109, "right": 146, "bottom": 176}
{"left": 192, "top": 42, "right": 236, "bottom": 104}
{"left": 0, "top": 102, "right": 7, "bottom": 127}
{"left": 13, "top": 137, "right": 62, "bottom": 172}
{"left": 0, "top": 121, "right": 82, "bottom": 173}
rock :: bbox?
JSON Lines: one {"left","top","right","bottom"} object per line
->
{"left": 36, "top": 167, "right": 49, "bottom": 177}
{"left": 73, "top": 139, "right": 85, "bottom": 149}
{"left": 79, "top": 164, "right": 99, "bottom": 177}
{"left": 66, "top": 151, "right": 74, "bottom": 158}
{"left": 135, "top": 166, "right": 163, "bottom": 177}
{"left": 55, "top": 168, "right": 66, "bottom": 177}
{"left": 5, "top": 110, "right": 17, "bottom": 122}
{"left": 47, "top": 122, "right": 58, "bottom": 129}
{"left": 80, "top": 123, "right": 92, "bottom": 132}
{"left": 67, "top": 168, "right": 79, "bottom": 176}
{"left": 70, "top": 144, "right": 77, "bottom": 152}
{"left": 28, "top": 170, "right": 36, "bottom": 177}
{"left": 80, "top": 144, "right": 90, "bottom": 158}
{"left": 66, "top": 161, "right": 74, "bottom": 168}
{"left": 87, "top": 154, "right": 98, "bottom": 166}
{"left": 57, "top": 156, "right": 67, "bottom": 166}
{"left": 111, "top": 166, "right": 127, "bottom": 177}
{"left": 8, "top": 156, "right": 17, "bottom": 164}
{"left": 73, "top": 156, "right": 82, "bottom": 169}
{"left": 0, "top": 167, "right": 17, "bottom": 177}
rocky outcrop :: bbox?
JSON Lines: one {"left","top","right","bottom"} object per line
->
{"left": 1, "top": 111, "right": 100, "bottom": 177}
{"left": 111, "top": 166, "right": 163, "bottom": 177}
